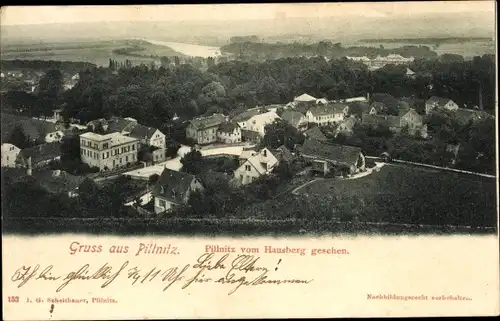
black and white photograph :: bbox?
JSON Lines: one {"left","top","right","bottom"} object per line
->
{"left": 1, "top": 2, "right": 497, "bottom": 236}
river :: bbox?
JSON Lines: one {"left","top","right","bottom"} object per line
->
{"left": 145, "top": 39, "right": 221, "bottom": 58}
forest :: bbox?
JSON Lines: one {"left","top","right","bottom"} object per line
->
{"left": 220, "top": 41, "right": 439, "bottom": 60}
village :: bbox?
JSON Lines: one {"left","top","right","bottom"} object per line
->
{"left": 1, "top": 81, "right": 494, "bottom": 218}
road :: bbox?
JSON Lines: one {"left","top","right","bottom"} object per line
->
{"left": 123, "top": 144, "right": 252, "bottom": 179}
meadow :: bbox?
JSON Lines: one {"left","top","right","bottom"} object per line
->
{"left": 0, "top": 40, "right": 184, "bottom": 67}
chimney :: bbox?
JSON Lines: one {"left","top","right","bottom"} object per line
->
{"left": 27, "top": 156, "right": 32, "bottom": 176}
{"left": 367, "top": 93, "right": 370, "bottom": 102}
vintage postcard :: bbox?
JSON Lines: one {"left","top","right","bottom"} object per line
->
{"left": 1, "top": 2, "right": 499, "bottom": 320}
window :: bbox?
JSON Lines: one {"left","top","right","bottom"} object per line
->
{"left": 113, "top": 160, "right": 115, "bottom": 166}
{"left": 159, "top": 199, "right": 166, "bottom": 208}
{"left": 245, "top": 165, "right": 251, "bottom": 171}
{"left": 103, "top": 143, "right": 109, "bottom": 149}
{"left": 132, "top": 144, "right": 135, "bottom": 150}
{"left": 126, "top": 156, "right": 129, "bottom": 162}
{"left": 120, "top": 158, "right": 122, "bottom": 164}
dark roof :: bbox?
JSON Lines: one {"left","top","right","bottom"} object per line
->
{"left": 231, "top": 108, "right": 265, "bottom": 122}
{"left": 31, "top": 169, "right": 85, "bottom": 194}
{"left": 362, "top": 114, "right": 401, "bottom": 128}
{"left": 453, "top": 108, "right": 493, "bottom": 124}
{"left": 106, "top": 116, "right": 136, "bottom": 133}
{"left": 130, "top": 124, "right": 158, "bottom": 140}
{"left": 281, "top": 111, "right": 306, "bottom": 128}
{"left": 1, "top": 113, "right": 59, "bottom": 142}
{"left": 299, "top": 139, "right": 362, "bottom": 166}
{"left": 308, "top": 103, "right": 347, "bottom": 116}
{"left": 189, "top": 114, "right": 226, "bottom": 130}
{"left": 426, "top": 96, "right": 452, "bottom": 107}
{"left": 303, "top": 126, "right": 328, "bottom": 142}
{"left": 241, "top": 129, "right": 261, "bottom": 140}
{"left": 218, "top": 122, "right": 239, "bottom": 133}
{"left": 152, "top": 168, "right": 200, "bottom": 205}
{"left": 18, "top": 142, "right": 61, "bottom": 164}
{"left": 272, "top": 145, "right": 294, "bottom": 162}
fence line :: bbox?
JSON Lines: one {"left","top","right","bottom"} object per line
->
{"left": 365, "top": 156, "right": 495, "bottom": 178}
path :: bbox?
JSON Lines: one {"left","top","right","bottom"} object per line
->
{"left": 291, "top": 178, "right": 324, "bottom": 195}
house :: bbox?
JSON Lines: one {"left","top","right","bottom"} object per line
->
{"left": 231, "top": 107, "right": 267, "bottom": 125}
{"left": 1, "top": 113, "right": 65, "bottom": 144}
{"left": 234, "top": 148, "right": 279, "bottom": 185}
{"left": 281, "top": 110, "right": 308, "bottom": 131}
{"left": 271, "top": 145, "right": 294, "bottom": 163}
{"left": 87, "top": 116, "right": 166, "bottom": 162}
{"left": 369, "top": 102, "right": 386, "bottom": 115}
{"left": 425, "top": 96, "right": 459, "bottom": 114}
{"left": 316, "top": 98, "right": 328, "bottom": 105}
{"left": 152, "top": 168, "right": 204, "bottom": 214}
{"left": 299, "top": 138, "right": 366, "bottom": 176}
{"left": 217, "top": 122, "right": 242, "bottom": 144}
{"left": 452, "top": 108, "right": 494, "bottom": 125}
{"left": 303, "top": 126, "right": 328, "bottom": 142}
{"left": 336, "top": 116, "right": 357, "bottom": 136}
{"left": 306, "top": 103, "right": 349, "bottom": 126}
{"left": 186, "top": 113, "right": 227, "bottom": 145}
{"left": 363, "top": 109, "right": 428, "bottom": 138}
{"left": 1, "top": 143, "right": 21, "bottom": 167}
{"left": 80, "top": 132, "right": 139, "bottom": 171}
{"left": 243, "top": 111, "right": 281, "bottom": 137}
{"left": 294, "top": 93, "right": 317, "bottom": 104}
{"left": 241, "top": 129, "right": 262, "bottom": 144}
{"left": 16, "top": 142, "right": 62, "bottom": 169}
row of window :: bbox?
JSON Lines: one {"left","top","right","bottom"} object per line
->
{"left": 81, "top": 147, "right": 136, "bottom": 160}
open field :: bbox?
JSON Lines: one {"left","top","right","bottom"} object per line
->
{"left": 352, "top": 39, "right": 495, "bottom": 58}
{"left": 296, "top": 163, "right": 497, "bottom": 228}
{"left": 0, "top": 40, "right": 184, "bottom": 67}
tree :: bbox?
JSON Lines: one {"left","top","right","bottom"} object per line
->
{"left": 181, "top": 148, "right": 203, "bottom": 175}
{"left": 262, "top": 119, "right": 305, "bottom": 150}
{"left": 6, "top": 126, "right": 31, "bottom": 149}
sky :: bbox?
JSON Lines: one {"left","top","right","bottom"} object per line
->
{"left": 0, "top": 2, "right": 496, "bottom": 26}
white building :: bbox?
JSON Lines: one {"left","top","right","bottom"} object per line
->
{"left": 80, "top": 132, "right": 139, "bottom": 171}
{"left": 240, "top": 111, "right": 281, "bottom": 137}
{"left": 217, "top": 122, "right": 242, "bottom": 144}
{"left": 306, "top": 103, "right": 349, "bottom": 126}
{"left": 234, "top": 148, "right": 279, "bottom": 185}
{"left": 1, "top": 143, "right": 21, "bottom": 167}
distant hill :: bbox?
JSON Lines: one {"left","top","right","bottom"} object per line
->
{"left": 1, "top": 11, "right": 494, "bottom": 46}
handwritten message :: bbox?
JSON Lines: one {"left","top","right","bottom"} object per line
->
{"left": 8, "top": 241, "right": 351, "bottom": 309}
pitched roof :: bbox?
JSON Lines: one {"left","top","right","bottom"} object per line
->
{"left": 299, "top": 139, "right": 362, "bottom": 166}
{"left": 232, "top": 108, "right": 266, "bottom": 122}
{"left": 189, "top": 114, "right": 226, "bottom": 130}
{"left": 281, "top": 110, "right": 306, "bottom": 128}
{"left": 362, "top": 114, "right": 402, "bottom": 128}
{"left": 152, "top": 168, "right": 199, "bottom": 204}
{"left": 453, "top": 108, "right": 493, "bottom": 124}
{"left": 303, "top": 126, "right": 328, "bottom": 142}
{"left": 371, "top": 93, "right": 401, "bottom": 109}
{"left": 129, "top": 124, "right": 159, "bottom": 140}
{"left": 273, "top": 145, "right": 294, "bottom": 163}
{"left": 294, "top": 93, "right": 317, "bottom": 102}
{"left": 426, "top": 96, "right": 452, "bottom": 107}
{"left": 406, "top": 68, "right": 416, "bottom": 75}
{"left": 31, "top": 169, "right": 85, "bottom": 194}
{"left": 217, "top": 122, "right": 239, "bottom": 133}
{"left": 18, "top": 142, "right": 61, "bottom": 164}
{"left": 106, "top": 116, "right": 136, "bottom": 133}
{"left": 1, "top": 113, "right": 59, "bottom": 142}
{"left": 308, "top": 103, "right": 348, "bottom": 116}
{"left": 246, "top": 156, "right": 267, "bottom": 175}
